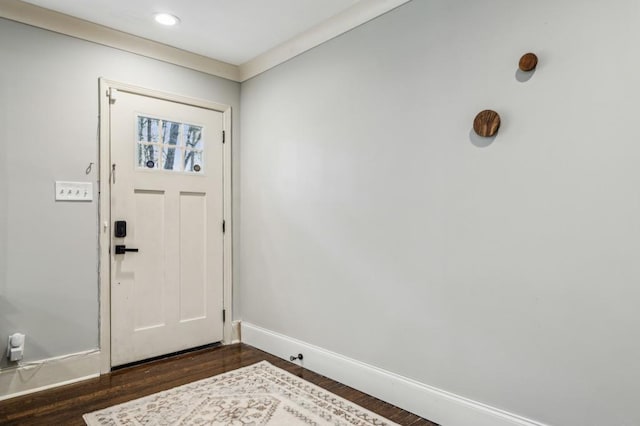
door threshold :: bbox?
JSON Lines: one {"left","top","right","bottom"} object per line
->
{"left": 111, "top": 342, "right": 223, "bottom": 371}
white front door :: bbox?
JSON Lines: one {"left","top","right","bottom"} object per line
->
{"left": 109, "top": 90, "right": 224, "bottom": 367}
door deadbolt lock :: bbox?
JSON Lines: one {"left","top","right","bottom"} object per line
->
{"left": 114, "top": 220, "right": 127, "bottom": 238}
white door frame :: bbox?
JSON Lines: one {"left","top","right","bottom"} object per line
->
{"left": 98, "top": 78, "right": 233, "bottom": 373}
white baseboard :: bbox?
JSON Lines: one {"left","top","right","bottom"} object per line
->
{"left": 242, "top": 323, "right": 549, "bottom": 426}
{"left": 0, "top": 349, "right": 101, "bottom": 401}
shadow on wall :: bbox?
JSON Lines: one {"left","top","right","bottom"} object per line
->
{"left": 468, "top": 128, "right": 497, "bottom": 148}
{"left": 516, "top": 68, "right": 536, "bottom": 83}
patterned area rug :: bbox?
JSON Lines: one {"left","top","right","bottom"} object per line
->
{"left": 83, "top": 361, "right": 400, "bottom": 425}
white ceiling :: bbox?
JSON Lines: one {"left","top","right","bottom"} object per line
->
{"left": 19, "top": 0, "right": 362, "bottom": 65}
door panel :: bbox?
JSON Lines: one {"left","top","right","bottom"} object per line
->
{"left": 132, "top": 189, "right": 165, "bottom": 330}
{"left": 179, "top": 192, "right": 207, "bottom": 322}
{"left": 110, "top": 90, "right": 224, "bottom": 367}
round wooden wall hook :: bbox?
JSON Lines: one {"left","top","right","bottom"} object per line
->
{"left": 519, "top": 52, "right": 538, "bottom": 72}
{"left": 473, "top": 110, "right": 501, "bottom": 137}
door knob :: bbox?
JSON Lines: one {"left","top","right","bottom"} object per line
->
{"left": 115, "top": 245, "right": 139, "bottom": 255}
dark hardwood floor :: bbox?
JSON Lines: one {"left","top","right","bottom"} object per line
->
{"left": 0, "top": 343, "right": 437, "bottom": 426}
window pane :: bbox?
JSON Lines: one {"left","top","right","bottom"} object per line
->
{"left": 162, "top": 121, "right": 181, "bottom": 146}
{"left": 184, "top": 124, "right": 203, "bottom": 150}
{"left": 162, "top": 146, "right": 182, "bottom": 171}
{"left": 135, "top": 117, "right": 205, "bottom": 174}
{"left": 137, "top": 117, "right": 160, "bottom": 142}
{"left": 137, "top": 144, "right": 159, "bottom": 169}
{"left": 184, "top": 150, "right": 203, "bottom": 173}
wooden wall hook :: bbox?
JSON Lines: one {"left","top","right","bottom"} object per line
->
{"left": 473, "top": 110, "right": 501, "bottom": 137}
{"left": 519, "top": 53, "right": 538, "bottom": 72}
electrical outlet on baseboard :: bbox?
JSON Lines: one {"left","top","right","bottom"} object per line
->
{"left": 7, "top": 333, "right": 25, "bottom": 362}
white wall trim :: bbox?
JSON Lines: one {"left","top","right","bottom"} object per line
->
{"left": 231, "top": 320, "right": 242, "bottom": 344}
{"left": 98, "top": 79, "right": 234, "bottom": 373}
{"left": 238, "top": 0, "right": 412, "bottom": 81}
{"left": 0, "top": 0, "right": 239, "bottom": 81}
{"left": 1, "top": 0, "right": 411, "bottom": 83}
{"left": 0, "top": 350, "right": 100, "bottom": 401}
{"left": 242, "top": 323, "right": 551, "bottom": 426}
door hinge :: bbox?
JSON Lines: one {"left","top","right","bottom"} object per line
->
{"left": 222, "top": 220, "right": 226, "bottom": 233}
{"left": 222, "top": 309, "right": 226, "bottom": 322}
{"left": 222, "top": 130, "right": 226, "bottom": 144}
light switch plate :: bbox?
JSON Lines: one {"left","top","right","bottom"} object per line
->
{"left": 55, "top": 181, "right": 93, "bottom": 201}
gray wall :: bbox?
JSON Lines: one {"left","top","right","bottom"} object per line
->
{"left": 239, "top": 1, "right": 640, "bottom": 425}
{"left": 0, "top": 18, "right": 240, "bottom": 367}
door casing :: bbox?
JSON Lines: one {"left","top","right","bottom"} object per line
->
{"left": 98, "top": 78, "right": 233, "bottom": 373}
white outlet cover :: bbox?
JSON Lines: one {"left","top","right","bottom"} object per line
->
{"left": 55, "top": 181, "right": 93, "bottom": 201}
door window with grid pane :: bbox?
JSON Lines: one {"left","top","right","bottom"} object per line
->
{"left": 137, "top": 116, "right": 204, "bottom": 173}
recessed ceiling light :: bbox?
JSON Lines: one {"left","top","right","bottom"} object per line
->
{"left": 154, "top": 13, "right": 180, "bottom": 26}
